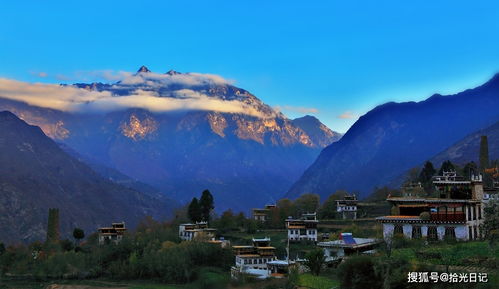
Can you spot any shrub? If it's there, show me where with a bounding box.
[337,256,382,289]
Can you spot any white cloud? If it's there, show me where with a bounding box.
[0,78,264,117]
[337,111,357,119]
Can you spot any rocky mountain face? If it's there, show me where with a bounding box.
[0,111,173,244]
[292,115,342,147]
[0,67,339,212]
[287,74,499,200]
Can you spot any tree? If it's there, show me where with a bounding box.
[188,197,202,223]
[73,228,85,246]
[482,202,499,245]
[374,256,410,289]
[304,248,326,276]
[419,161,436,192]
[293,193,320,216]
[60,239,74,251]
[438,160,455,175]
[199,190,214,222]
[337,255,381,289]
[319,190,348,219]
[216,209,237,233]
[277,198,294,223]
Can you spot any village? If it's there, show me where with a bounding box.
[1,138,498,289]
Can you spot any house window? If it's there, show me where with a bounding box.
[469,226,473,240]
[478,205,482,219]
[394,224,403,236]
[427,226,438,241]
[473,205,476,220]
[473,226,478,239]
[412,226,422,239]
[444,227,456,240]
[468,206,472,221]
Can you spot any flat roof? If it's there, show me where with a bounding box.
[237,254,265,258]
[387,197,480,203]
[318,238,381,249]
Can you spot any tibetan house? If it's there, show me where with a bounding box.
[336,194,358,219]
[98,222,126,244]
[178,222,216,241]
[232,237,277,271]
[251,204,277,222]
[377,172,485,241]
[286,212,319,242]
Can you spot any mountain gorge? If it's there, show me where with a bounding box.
[0,111,173,244]
[287,74,499,200]
[0,67,340,211]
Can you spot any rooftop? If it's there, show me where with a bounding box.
[318,237,381,249]
[387,197,480,203]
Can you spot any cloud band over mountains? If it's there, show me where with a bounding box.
[0,73,264,117]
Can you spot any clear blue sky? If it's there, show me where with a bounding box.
[1,0,499,132]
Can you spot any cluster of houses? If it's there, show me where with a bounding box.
[95,160,498,281]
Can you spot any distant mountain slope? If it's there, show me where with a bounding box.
[0,111,173,244]
[292,115,342,147]
[431,120,499,166]
[0,67,339,211]
[287,74,499,200]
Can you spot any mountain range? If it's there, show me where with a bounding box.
[0,111,174,244]
[287,73,499,200]
[0,67,341,212]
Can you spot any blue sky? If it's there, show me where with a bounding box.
[1,1,499,132]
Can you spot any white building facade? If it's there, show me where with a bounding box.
[377,173,486,241]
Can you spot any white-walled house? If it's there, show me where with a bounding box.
[377,172,486,241]
[286,212,319,242]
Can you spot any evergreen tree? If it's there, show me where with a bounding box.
[438,160,455,175]
[188,197,202,223]
[418,161,436,182]
[46,208,60,243]
[199,190,214,222]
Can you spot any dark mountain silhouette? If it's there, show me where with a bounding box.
[0,111,173,244]
[287,74,499,200]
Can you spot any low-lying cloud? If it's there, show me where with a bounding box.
[0,78,264,117]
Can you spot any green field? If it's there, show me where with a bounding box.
[298,272,340,289]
